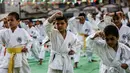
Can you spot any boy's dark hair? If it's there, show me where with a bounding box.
[29,19,33,23]
[104,25,119,38]
[56,16,68,24]
[79,13,86,18]
[8,12,19,20]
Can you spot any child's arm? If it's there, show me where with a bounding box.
[23,29,33,52]
[69,35,82,55]
[87,31,105,46]
[121,45,130,71]
[43,12,63,38]
[86,31,106,55]
[0,31,5,52]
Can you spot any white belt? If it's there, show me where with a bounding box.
[50,50,71,73]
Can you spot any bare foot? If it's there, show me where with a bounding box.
[91,59,97,62]
[39,59,43,65]
[74,65,78,68]
[74,62,78,68]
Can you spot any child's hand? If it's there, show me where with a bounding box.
[22,47,28,52]
[68,50,75,55]
[121,63,128,69]
[76,16,84,20]
[92,31,105,39]
[48,11,63,23]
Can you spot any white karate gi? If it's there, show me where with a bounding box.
[35,24,47,43]
[87,34,130,73]
[87,14,100,31]
[19,21,28,30]
[39,36,51,60]
[121,19,128,26]
[26,26,41,60]
[127,11,130,20]
[0,46,5,64]
[68,17,94,62]
[119,25,130,47]
[0,21,4,30]
[35,24,48,56]
[98,16,114,31]
[0,27,32,73]
[0,28,8,64]
[44,20,81,73]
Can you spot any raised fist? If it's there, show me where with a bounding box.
[48,11,63,23]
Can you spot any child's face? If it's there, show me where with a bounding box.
[7,15,19,29]
[105,34,118,48]
[113,17,121,26]
[28,22,33,27]
[78,16,85,24]
[35,21,40,25]
[55,20,67,32]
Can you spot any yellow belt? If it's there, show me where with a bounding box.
[78,33,87,52]
[7,47,23,73]
[78,33,84,36]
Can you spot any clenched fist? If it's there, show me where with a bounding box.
[48,11,63,23]
[121,63,128,69]
[68,50,75,55]
[22,47,28,52]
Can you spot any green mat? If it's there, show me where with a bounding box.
[29,52,100,73]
